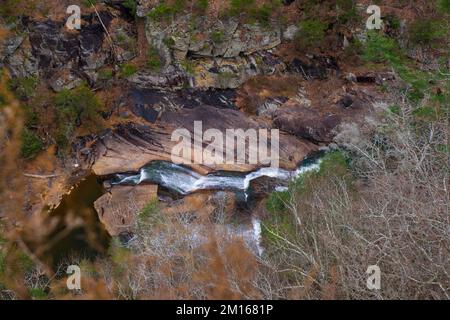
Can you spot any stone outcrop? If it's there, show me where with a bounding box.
[128,67,190,89]
[82,104,318,176]
[94,184,158,236]
[188,51,285,89]
[287,55,339,80]
[94,184,239,237]
[1,35,38,79]
[145,14,281,63]
[273,103,341,143]
[134,7,285,89]
[1,10,135,91]
[272,81,386,143]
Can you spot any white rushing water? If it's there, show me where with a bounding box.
[114,157,323,255]
[112,158,322,197]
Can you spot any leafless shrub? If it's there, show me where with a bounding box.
[95,204,261,299]
[258,95,449,299]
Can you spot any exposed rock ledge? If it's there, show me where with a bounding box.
[80,104,318,176]
[94,184,158,236]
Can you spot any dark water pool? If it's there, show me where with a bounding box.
[44,175,111,268]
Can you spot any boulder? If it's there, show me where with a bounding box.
[249,175,288,201]
[287,55,339,80]
[273,102,341,143]
[145,14,281,63]
[187,51,285,89]
[163,191,237,223]
[94,184,158,236]
[1,11,136,91]
[139,11,283,89]
[128,68,189,89]
[2,37,38,78]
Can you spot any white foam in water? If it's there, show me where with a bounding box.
[293,160,321,178]
[114,157,323,255]
[252,217,264,256]
[113,158,322,195]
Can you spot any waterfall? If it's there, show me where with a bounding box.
[111,157,322,197]
[111,156,323,255]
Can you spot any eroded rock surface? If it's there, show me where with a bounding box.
[274,103,341,143]
[94,184,158,236]
[81,104,317,176]
[1,9,136,91]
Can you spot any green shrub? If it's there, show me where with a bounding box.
[388,105,401,114]
[108,238,132,277]
[21,103,39,128]
[408,19,446,46]
[0,94,6,107]
[265,190,290,213]
[181,59,196,75]
[98,68,114,81]
[148,3,175,21]
[438,0,450,15]
[0,251,5,276]
[54,84,102,149]
[195,0,209,12]
[119,63,137,78]
[317,151,348,176]
[115,31,137,52]
[9,76,38,100]
[216,71,237,88]
[21,128,43,159]
[28,288,47,300]
[139,199,159,221]
[227,0,281,25]
[248,4,272,26]
[146,47,162,71]
[361,33,443,105]
[263,151,350,254]
[148,1,186,21]
[0,0,22,23]
[412,106,438,120]
[344,38,363,60]
[336,0,358,24]
[261,206,297,244]
[55,85,101,124]
[362,31,400,63]
[228,0,255,17]
[163,36,176,48]
[210,30,224,44]
[385,14,401,30]
[82,0,98,7]
[0,228,5,276]
[297,20,328,47]
[122,0,137,16]
[54,125,72,150]
[265,151,348,214]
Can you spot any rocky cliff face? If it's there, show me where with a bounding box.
[1,10,138,91]
[0,0,392,239]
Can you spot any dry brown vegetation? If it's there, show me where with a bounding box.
[236,75,302,114]
[1,1,448,300]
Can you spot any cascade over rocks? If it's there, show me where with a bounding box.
[0,0,392,245]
